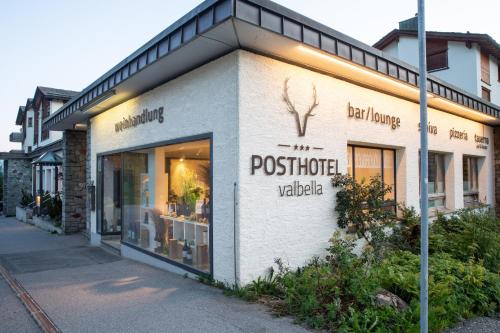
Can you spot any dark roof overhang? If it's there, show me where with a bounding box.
[43,0,500,131]
[15,106,25,125]
[33,86,79,110]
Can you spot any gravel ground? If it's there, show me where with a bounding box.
[444,316,500,333]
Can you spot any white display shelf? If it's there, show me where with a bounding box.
[159,215,209,246]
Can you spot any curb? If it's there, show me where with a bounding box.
[0,265,61,333]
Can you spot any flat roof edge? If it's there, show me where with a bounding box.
[43,0,500,131]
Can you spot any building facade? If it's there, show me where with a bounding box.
[2,0,498,285]
[1,87,83,233]
[373,16,500,105]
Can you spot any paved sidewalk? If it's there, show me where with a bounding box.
[0,216,308,333]
[0,275,41,333]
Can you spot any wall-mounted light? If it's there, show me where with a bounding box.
[35,195,41,207]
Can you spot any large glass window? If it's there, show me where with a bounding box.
[99,138,211,273]
[463,156,479,207]
[427,152,446,208]
[347,145,396,202]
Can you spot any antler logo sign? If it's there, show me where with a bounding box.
[282,78,319,137]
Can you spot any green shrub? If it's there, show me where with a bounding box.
[386,206,421,254]
[331,174,395,248]
[20,189,33,207]
[430,209,499,273]
[376,251,499,332]
[47,193,62,222]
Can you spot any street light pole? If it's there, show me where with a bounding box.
[418,0,429,332]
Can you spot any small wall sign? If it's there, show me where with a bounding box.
[474,134,489,149]
[449,128,468,140]
[418,122,438,135]
[115,107,164,132]
[347,102,401,130]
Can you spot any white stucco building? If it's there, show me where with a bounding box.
[36,0,500,285]
[2,87,78,218]
[374,16,500,105]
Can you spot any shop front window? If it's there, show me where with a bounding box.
[463,156,479,207]
[347,145,396,202]
[427,152,446,209]
[115,138,211,273]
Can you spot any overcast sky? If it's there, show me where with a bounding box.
[1,0,498,152]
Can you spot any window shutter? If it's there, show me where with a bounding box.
[481,50,490,84]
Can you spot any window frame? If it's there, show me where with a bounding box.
[426,39,449,72]
[424,152,447,209]
[481,86,491,102]
[463,155,479,208]
[347,144,397,205]
[480,49,490,84]
[96,133,214,277]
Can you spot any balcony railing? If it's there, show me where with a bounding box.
[9,132,22,143]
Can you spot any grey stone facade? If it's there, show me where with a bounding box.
[2,158,32,216]
[62,130,87,233]
[85,121,91,237]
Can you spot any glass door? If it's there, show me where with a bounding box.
[98,154,122,235]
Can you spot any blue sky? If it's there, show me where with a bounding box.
[1,0,498,152]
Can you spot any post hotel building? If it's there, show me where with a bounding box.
[5,0,500,284]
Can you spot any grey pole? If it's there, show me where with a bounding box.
[418,0,429,332]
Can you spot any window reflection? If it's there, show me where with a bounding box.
[102,154,122,233]
[463,156,479,207]
[117,139,211,273]
[347,145,396,202]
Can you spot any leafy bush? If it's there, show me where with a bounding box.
[331,174,394,246]
[430,209,499,273]
[385,206,421,254]
[226,178,500,332]
[377,251,499,332]
[20,189,33,207]
[228,242,499,332]
[47,193,62,223]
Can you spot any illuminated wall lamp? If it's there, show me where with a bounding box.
[298,45,498,123]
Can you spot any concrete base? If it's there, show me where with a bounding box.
[15,206,27,222]
[89,232,102,246]
[121,243,198,280]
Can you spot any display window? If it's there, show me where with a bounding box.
[463,156,479,207]
[347,145,396,203]
[97,137,212,274]
[422,152,446,209]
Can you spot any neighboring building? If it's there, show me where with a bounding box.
[37,0,500,285]
[1,86,80,228]
[373,16,500,105]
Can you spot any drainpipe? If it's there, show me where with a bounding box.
[233,181,239,287]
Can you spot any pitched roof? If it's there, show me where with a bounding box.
[373,30,500,59]
[15,106,25,125]
[37,86,79,100]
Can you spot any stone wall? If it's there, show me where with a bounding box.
[62,130,87,233]
[3,159,32,216]
[494,127,500,217]
[85,121,91,237]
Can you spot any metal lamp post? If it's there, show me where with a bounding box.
[418,0,429,332]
